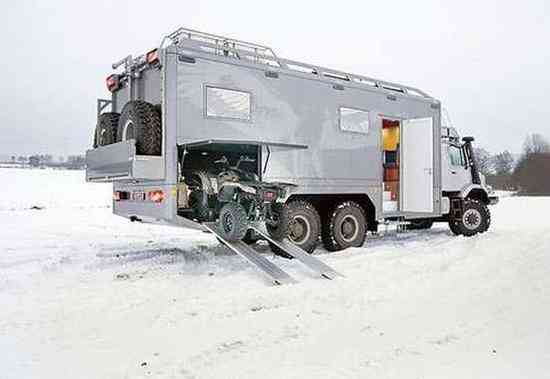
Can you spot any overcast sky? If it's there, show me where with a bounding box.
[1,0,549,157]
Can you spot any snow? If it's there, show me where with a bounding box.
[1,167,550,378]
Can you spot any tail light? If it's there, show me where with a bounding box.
[106,74,120,92]
[148,190,164,203]
[113,191,130,201]
[262,190,278,202]
[146,48,160,65]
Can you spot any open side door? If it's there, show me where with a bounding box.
[401,117,434,213]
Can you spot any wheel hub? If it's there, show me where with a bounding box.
[340,215,359,243]
[289,215,310,244]
[463,209,482,230]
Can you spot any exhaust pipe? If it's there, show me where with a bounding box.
[462,136,481,185]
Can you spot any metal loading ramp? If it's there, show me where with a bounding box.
[202,223,343,285]
[252,226,343,280]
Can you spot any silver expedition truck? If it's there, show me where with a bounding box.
[86,27,497,276]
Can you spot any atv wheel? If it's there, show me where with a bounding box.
[454,199,490,237]
[93,112,119,148]
[322,201,366,252]
[266,203,289,241]
[242,230,261,245]
[117,100,162,155]
[216,203,248,242]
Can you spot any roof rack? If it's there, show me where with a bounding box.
[159,27,433,99]
[161,27,279,61]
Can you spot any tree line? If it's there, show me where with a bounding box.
[475,134,550,194]
[7,155,86,169]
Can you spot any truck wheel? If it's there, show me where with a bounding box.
[406,219,434,230]
[93,112,120,148]
[269,200,320,255]
[479,203,491,233]
[322,201,366,251]
[117,100,162,155]
[448,220,462,236]
[216,203,248,242]
[455,199,490,237]
[287,201,321,253]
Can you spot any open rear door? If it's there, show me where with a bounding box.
[401,117,434,213]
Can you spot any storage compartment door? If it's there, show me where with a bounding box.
[401,117,434,213]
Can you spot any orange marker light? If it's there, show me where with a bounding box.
[148,190,164,203]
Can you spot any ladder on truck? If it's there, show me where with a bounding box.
[202,223,343,286]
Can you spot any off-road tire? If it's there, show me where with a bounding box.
[454,199,490,237]
[93,112,120,148]
[479,202,491,233]
[117,100,162,155]
[406,219,434,230]
[322,201,367,252]
[189,190,212,221]
[266,203,289,241]
[448,220,462,236]
[270,201,321,255]
[216,202,248,242]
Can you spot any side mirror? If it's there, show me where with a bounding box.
[462,136,475,143]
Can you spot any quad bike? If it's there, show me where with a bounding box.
[183,155,292,242]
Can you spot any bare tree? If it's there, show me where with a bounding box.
[513,134,550,194]
[493,150,514,175]
[473,147,493,175]
[523,133,550,156]
[513,153,550,195]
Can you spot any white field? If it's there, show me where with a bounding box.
[1,168,549,379]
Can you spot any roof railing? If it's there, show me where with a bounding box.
[110,27,433,100]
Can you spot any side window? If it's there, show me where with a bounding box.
[339,107,369,134]
[205,86,251,121]
[448,145,465,166]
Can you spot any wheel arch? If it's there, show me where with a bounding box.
[461,185,489,204]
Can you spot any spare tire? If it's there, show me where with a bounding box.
[93,112,120,148]
[117,100,162,155]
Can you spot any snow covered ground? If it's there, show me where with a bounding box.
[1,168,549,378]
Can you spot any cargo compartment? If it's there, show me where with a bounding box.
[85,139,164,182]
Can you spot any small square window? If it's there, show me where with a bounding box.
[206,86,251,121]
[339,107,369,134]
